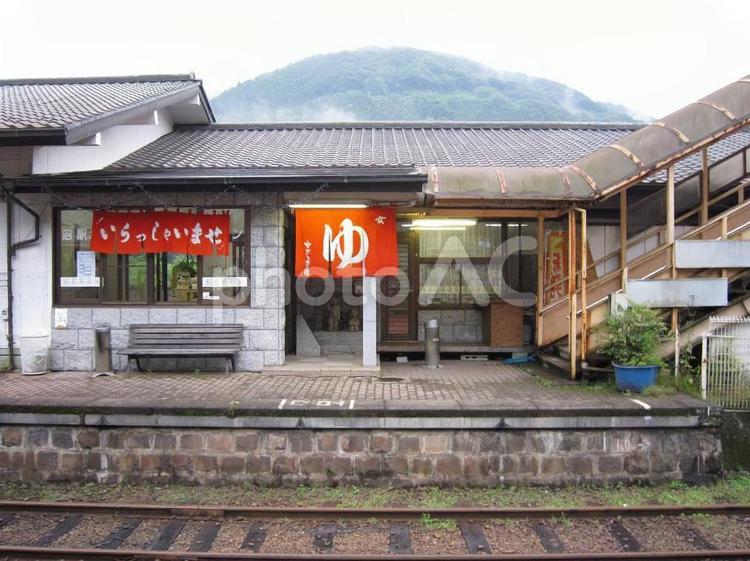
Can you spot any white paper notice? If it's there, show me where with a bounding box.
[76,251,96,278]
[54,308,68,329]
[61,277,101,287]
[202,276,248,288]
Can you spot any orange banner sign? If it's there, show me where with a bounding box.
[90,210,230,255]
[295,208,398,277]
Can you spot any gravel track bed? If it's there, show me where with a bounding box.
[410,524,466,555]
[333,521,389,554]
[624,516,700,552]
[0,514,61,546]
[52,514,121,548]
[692,515,750,549]
[167,520,202,551]
[551,519,620,553]
[210,519,258,552]
[483,520,545,554]
[119,518,162,550]
[260,520,317,554]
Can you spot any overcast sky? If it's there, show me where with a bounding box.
[2,0,748,119]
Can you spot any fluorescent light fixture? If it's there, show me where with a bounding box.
[410,226,467,231]
[410,218,477,227]
[289,203,368,209]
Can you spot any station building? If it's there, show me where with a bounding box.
[2,74,750,377]
[1,73,749,486]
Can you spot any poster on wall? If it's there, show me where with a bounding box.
[90,210,230,256]
[544,230,568,302]
[76,251,96,278]
[295,208,398,278]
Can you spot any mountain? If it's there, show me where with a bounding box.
[211,48,636,123]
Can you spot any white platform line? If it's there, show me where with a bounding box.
[629,398,652,410]
[278,399,287,410]
[348,399,355,410]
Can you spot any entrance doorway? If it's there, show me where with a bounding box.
[381,230,417,340]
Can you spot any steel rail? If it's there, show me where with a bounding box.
[0,500,749,520]
[2,544,750,561]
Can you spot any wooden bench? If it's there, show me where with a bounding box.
[120,323,244,373]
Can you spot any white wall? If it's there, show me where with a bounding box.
[32,109,173,174]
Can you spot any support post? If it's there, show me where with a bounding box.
[577,209,588,366]
[721,215,728,278]
[700,148,709,225]
[666,166,676,246]
[619,190,628,269]
[666,166,680,370]
[667,165,678,338]
[536,217,545,347]
[568,208,577,379]
[362,276,378,367]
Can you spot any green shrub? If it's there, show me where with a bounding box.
[600,304,669,366]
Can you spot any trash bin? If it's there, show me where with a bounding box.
[95,324,112,374]
[424,318,440,368]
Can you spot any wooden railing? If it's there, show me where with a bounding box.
[537,197,750,349]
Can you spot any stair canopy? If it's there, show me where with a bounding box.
[426,75,750,206]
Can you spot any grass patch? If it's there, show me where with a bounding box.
[420,513,457,530]
[0,472,748,509]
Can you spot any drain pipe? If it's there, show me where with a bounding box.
[2,178,14,371]
[1,179,41,371]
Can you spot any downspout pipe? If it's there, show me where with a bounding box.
[2,178,14,371]
[1,179,42,371]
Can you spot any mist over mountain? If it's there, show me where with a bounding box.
[212,48,637,123]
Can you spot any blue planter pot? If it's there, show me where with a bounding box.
[613,363,659,393]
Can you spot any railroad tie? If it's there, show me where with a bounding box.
[459,522,491,554]
[313,522,337,552]
[190,520,221,552]
[679,526,717,550]
[388,523,412,554]
[149,518,187,550]
[33,514,82,547]
[241,521,267,552]
[98,518,142,549]
[533,522,564,553]
[609,519,641,552]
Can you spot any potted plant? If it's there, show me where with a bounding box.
[600,303,669,393]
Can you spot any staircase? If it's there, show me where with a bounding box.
[537,150,750,376]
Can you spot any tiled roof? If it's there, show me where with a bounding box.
[0,75,211,143]
[109,123,639,170]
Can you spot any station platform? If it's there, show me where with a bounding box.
[0,361,722,486]
[0,361,715,430]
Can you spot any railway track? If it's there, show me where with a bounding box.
[0,500,748,560]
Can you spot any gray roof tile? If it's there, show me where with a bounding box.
[108,123,750,186]
[0,75,200,131]
[109,123,639,170]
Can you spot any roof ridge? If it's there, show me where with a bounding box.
[0,74,197,86]
[175,121,642,131]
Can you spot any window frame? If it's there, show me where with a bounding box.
[53,206,252,307]
[413,219,537,310]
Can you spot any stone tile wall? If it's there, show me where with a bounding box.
[50,201,286,372]
[417,310,484,344]
[0,425,722,486]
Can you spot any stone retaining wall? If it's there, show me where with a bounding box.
[0,425,722,486]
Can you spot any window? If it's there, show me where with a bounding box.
[55,208,249,306]
[415,221,537,307]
